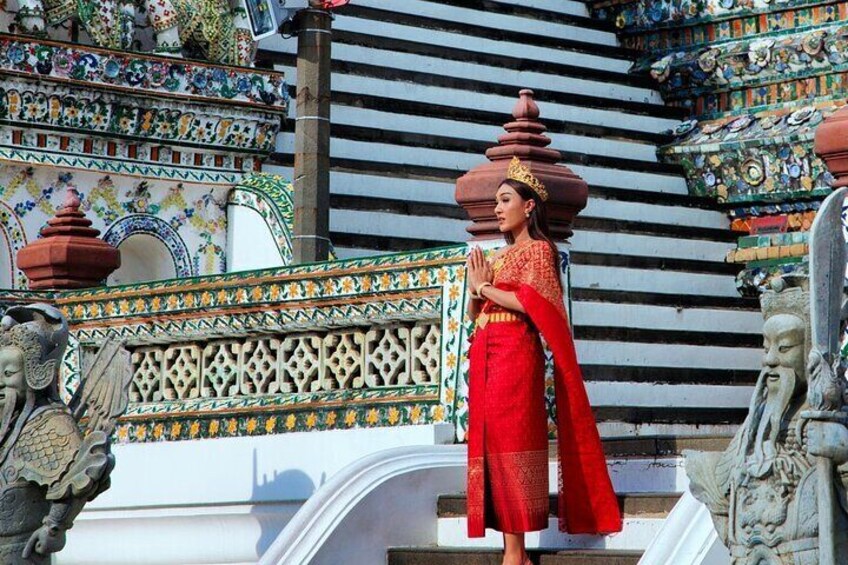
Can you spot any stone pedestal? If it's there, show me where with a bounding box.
[454,89,588,240]
[17,189,120,290]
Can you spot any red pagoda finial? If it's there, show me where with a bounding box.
[17,187,121,290]
[815,106,848,188]
[455,90,588,239]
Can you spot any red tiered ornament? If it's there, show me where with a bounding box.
[455,89,589,240]
[17,188,121,290]
[815,105,848,187]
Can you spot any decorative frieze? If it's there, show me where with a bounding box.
[661,104,835,204]
[594,0,832,34]
[622,2,848,53]
[0,82,280,153]
[646,24,848,101]
[0,34,286,109]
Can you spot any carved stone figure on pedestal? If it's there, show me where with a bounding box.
[685,187,848,565]
[0,304,131,564]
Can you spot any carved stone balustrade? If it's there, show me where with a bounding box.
[36,245,473,441]
[127,322,441,403]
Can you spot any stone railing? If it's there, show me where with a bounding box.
[52,245,472,443]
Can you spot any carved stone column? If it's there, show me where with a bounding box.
[454,89,589,241]
[17,188,120,289]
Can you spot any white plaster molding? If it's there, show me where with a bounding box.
[259,444,467,565]
[639,491,729,565]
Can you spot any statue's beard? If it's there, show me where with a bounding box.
[744,365,799,478]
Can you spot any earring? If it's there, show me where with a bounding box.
[525,212,530,218]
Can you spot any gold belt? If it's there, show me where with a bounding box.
[476,311,522,329]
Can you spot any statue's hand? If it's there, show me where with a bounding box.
[22,523,65,558]
[805,420,848,465]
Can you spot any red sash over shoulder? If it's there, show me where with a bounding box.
[495,240,621,534]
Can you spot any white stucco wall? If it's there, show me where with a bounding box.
[56,424,453,564]
[227,204,285,272]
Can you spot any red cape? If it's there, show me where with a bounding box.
[511,282,622,534]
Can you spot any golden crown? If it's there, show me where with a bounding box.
[506,157,548,201]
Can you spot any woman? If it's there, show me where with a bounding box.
[465,157,621,565]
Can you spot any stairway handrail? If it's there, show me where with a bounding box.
[639,490,725,565]
[259,443,467,565]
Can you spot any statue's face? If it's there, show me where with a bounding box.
[0,346,26,409]
[762,314,806,393]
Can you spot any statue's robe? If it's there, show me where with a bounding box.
[0,405,106,565]
[687,402,848,565]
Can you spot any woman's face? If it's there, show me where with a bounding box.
[494,184,533,234]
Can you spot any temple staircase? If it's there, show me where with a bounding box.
[256,0,760,561]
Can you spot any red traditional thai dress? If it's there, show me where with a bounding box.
[467,239,622,537]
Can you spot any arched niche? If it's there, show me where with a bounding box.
[104,215,193,285]
[107,233,178,286]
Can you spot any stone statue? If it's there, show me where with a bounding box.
[141,0,256,65]
[0,304,131,564]
[13,0,256,66]
[684,187,848,565]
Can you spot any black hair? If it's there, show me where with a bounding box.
[499,178,563,291]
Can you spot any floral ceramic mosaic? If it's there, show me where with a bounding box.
[591,0,848,294]
[595,0,839,34]
[0,81,280,153]
[646,24,848,107]
[622,2,848,53]
[228,173,296,266]
[0,166,230,286]
[0,34,287,108]
[661,105,835,204]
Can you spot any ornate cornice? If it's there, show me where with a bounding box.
[0,34,287,111]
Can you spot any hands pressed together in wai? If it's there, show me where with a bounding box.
[465,247,493,298]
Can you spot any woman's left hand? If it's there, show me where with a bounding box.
[466,247,493,292]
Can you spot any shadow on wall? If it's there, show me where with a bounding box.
[250,448,325,558]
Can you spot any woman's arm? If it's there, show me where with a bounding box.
[478,284,525,313]
[465,247,493,322]
[467,294,483,322]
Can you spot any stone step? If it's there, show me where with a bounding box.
[265,58,685,122]
[423,0,611,31]
[346,0,619,47]
[274,28,643,97]
[437,516,665,551]
[387,548,643,565]
[323,208,734,258]
[600,435,731,458]
[272,135,688,193]
[491,0,593,18]
[571,287,757,310]
[307,90,672,145]
[437,492,680,518]
[338,2,631,59]
[571,301,762,337]
[266,169,726,229]
[584,381,752,412]
[317,105,661,163]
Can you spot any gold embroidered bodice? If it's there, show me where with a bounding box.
[485,240,566,319]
